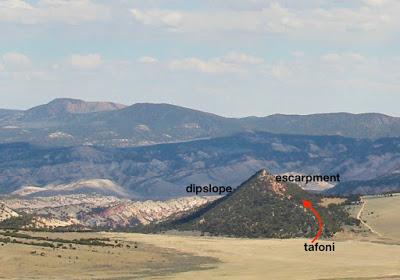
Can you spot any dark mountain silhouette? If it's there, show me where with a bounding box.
[326,173,400,196]
[21,98,126,121]
[240,112,400,139]
[0,99,400,147]
[0,109,22,122]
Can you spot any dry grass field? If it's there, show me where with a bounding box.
[1,194,400,280]
[0,231,216,280]
[108,233,400,280]
[361,194,400,242]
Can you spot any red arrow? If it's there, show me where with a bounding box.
[303,200,323,243]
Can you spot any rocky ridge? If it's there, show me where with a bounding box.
[11,179,130,198]
[0,194,217,229]
[0,204,19,222]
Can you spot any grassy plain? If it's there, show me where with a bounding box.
[361,194,400,242]
[0,231,216,280]
[1,195,400,279]
[1,231,400,280]
[111,233,400,280]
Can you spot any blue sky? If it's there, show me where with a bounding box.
[0,0,399,117]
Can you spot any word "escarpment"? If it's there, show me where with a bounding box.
[275,174,340,184]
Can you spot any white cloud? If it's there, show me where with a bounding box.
[321,53,366,64]
[269,63,294,79]
[263,52,395,88]
[0,52,54,81]
[131,9,182,28]
[130,6,288,33]
[0,0,109,24]
[169,58,239,74]
[138,56,158,64]
[364,0,388,6]
[291,51,305,58]
[1,48,399,117]
[223,51,264,65]
[0,0,36,24]
[2,52,31,68]
[130,2,400,40]
[169,52,263,74]
[67,54,103,69]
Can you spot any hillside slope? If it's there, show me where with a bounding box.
[326,173,400,196]
[0,132,399,199]
[0,204,19,222]
[242,113,400,139]
[149,170,355,238]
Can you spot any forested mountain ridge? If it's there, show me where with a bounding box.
[1,99,400,147]
[0,132,399,199]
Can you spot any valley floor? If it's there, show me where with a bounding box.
[0,231,216,280]
[1,231,400,280]
[109,233,400,280]
[1,194,400,279]
[361,194,400,242]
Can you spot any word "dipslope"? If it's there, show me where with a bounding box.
[186,184,233,195]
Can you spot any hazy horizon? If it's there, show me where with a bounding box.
[1,97,398,118]
[1,0,399,117]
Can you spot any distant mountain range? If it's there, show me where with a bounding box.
[326,173,400,196]
[1,132,399,199]
[11,179,129,198]
[21,98,126,121]
[1,98,400,147]
[145,170,356,238]
[1,98,399,198]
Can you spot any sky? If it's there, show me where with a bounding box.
[0,0,399,117]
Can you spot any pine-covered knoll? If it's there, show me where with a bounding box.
[146,170,357,238]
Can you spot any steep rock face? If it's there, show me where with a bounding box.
[157,170,354,238]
